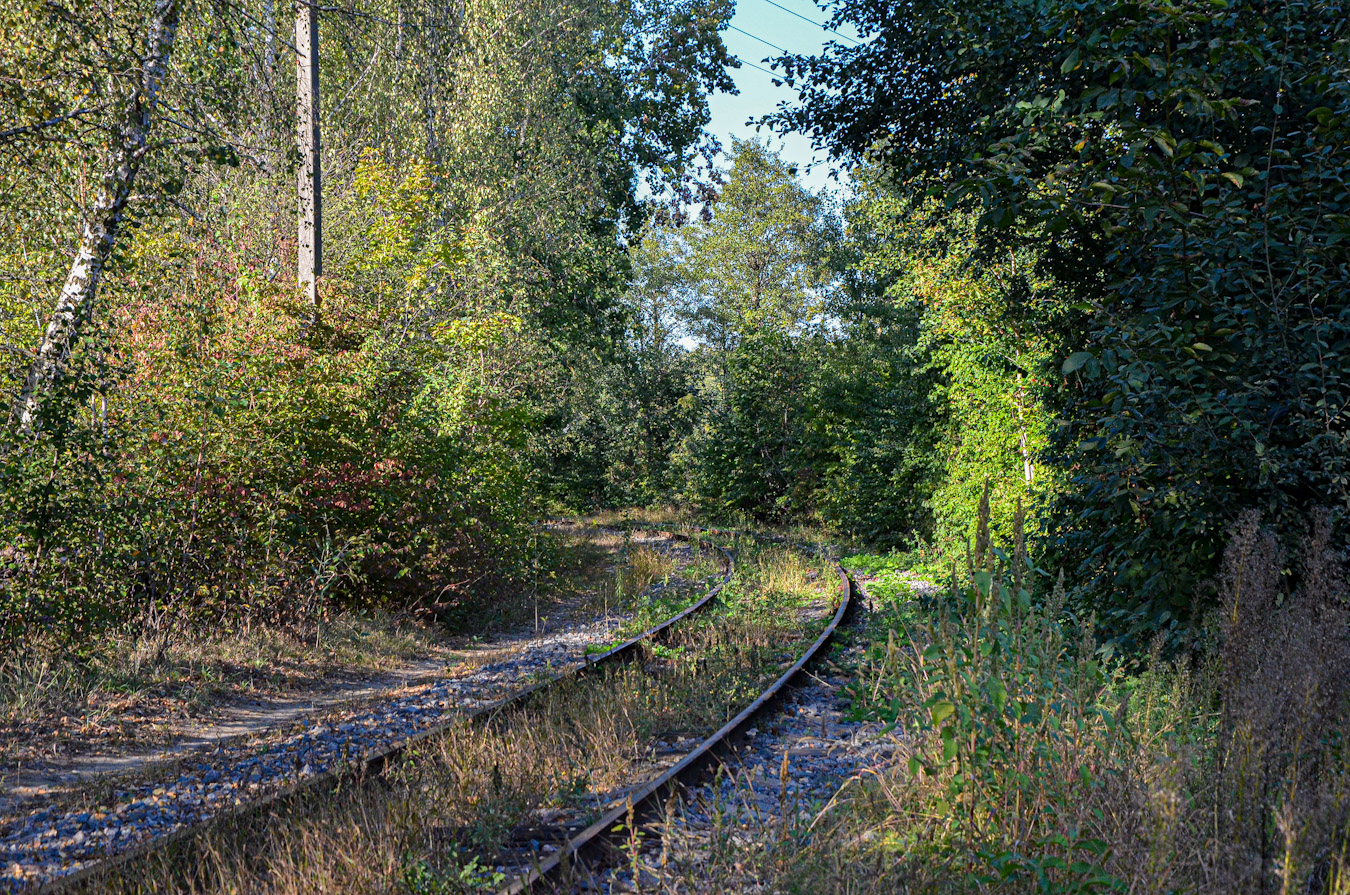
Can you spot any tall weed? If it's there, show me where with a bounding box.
[814,503,1350,894]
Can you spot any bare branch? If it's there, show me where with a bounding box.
[0,108,98,145]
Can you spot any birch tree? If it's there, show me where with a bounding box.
[14,0,180,433]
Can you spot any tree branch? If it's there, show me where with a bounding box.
[0,108,97,145]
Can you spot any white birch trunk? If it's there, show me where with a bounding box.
[1016,370,1034,486]
[296,0,322,317]
[15,0,181,433]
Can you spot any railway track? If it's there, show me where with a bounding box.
[496,527,855,894]
[12,526,857,895]
[8,529,732,895]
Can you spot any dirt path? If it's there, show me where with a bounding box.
[0,529,715,893]
[0,657,448,816]
[0,524,675,816]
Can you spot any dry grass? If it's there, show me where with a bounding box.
[43,513,1350,895]
[0,529,697,766]
[64,537,832,895]
[626,771,901,895]
[753,547,823,603]
[707,509,1350,895]
[587,506,696,530]
[104,515,1344,895]
[0,609,448,763]
[620,544,676,600]
[542,525,683,621]
[547,512,1350,895]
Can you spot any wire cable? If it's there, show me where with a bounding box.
[729,54,799,91]
[753,0,861,45]
[729,54,797,86]
[727,25,792,55]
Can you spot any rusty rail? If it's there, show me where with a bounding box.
[32,529,733,895]
[500,529,854,893]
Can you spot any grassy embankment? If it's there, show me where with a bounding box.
[683,511,1350,895]
[0,527,698,767]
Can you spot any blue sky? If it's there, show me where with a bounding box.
[707,0,864,194]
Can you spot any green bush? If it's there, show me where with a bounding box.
[776,0,1350,642]
[0,214,540,650]
[842,501,1350,894]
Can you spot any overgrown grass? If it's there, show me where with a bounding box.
[587,506,696,530]
[48,513,1348,894]
[0,528,696,765]
[0,609,446,761]
[620,544,676,600]
[713,509,1350,895]
[63,540,835,894]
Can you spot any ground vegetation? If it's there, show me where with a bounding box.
[5,0,1350,891]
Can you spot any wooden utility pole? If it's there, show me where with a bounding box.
[295,0,321,317]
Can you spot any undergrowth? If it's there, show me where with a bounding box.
[72,540,833,894]
[0,527,691,764]
[0,609,444,762]
[724,502,1350,894]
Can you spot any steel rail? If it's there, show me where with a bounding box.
[30,529,733,895]
[500,529,854,894]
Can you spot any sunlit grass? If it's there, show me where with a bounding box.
[78,532,835,894]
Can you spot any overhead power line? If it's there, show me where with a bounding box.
[754,0,861,45]
[727,24,792,55]
[730,54,788,81]
[727,54,803,91]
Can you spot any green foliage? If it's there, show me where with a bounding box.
[572,142,1051,553]
[680,139,841,348]
[541,225,698,509]
[845,175,1061,550]
[557,142,846,519]
[401,853,505,894]
[670,142,842,521]
[840,552,928,607]
[801,310,938,543]
[666,141,953,532]
[902,576,1125,893]
[0,0,251,389]
[778,0,1350,641]
[0,0,737,650]
[839,502,1350,894]
[0,212,542,646]
[677,328,821,519]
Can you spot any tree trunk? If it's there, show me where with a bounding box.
[1016,370,1034,486]
[263,0,277,86]
[296,0,322,318]
[14,0,180,433]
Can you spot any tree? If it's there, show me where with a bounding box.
[295,0,320,316]
[680,139,839,350]
[11,0,180,432]
[3,0,253,434]
[845,174,1061,549]
[669,141,843,519]
[0,0,740,647]
[774,0,1350,642]
[615,224,698,499]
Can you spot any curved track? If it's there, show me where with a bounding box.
[23,530,733,895]
[500,528,854,894]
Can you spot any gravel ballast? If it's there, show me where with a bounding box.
[1,533,709,893]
